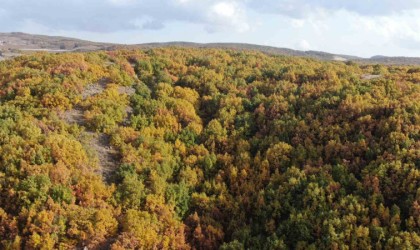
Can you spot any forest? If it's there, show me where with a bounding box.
[0,48,419,249]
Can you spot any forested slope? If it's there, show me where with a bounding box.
[0,48,419,249]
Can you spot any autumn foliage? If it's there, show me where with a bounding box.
[0,49,419,249]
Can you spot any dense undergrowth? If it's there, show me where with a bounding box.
[0,48,419,249]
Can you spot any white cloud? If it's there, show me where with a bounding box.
[108,0,138,6]
[212,2,236,18]
[290,19,305,28]
[131,17,165,30]
[247,0,420,17]
[352,10,420,49]
[174,0,192,4]
[207,1,250,32]
[1,0,420,56]
[0,0,254,34]
[295,39,311,50]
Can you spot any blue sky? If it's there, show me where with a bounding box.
[1,0,420,57]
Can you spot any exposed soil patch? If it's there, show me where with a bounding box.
[87,132,119,180]
[61,106,84,125]
[123,106,134,126]
[361,74,382,80]
[60,79,136,182]
[83,80,135,98]
[82,79,108,99]
[118,85,135,95]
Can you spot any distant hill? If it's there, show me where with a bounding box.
[127,42,364,62]
[0,32,110,51]
[1,32,420,65]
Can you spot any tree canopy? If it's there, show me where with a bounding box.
[0,48,419,249]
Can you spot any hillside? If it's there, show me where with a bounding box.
[0,32,110,50]
[0,48,419,249]
[2,32,420,65]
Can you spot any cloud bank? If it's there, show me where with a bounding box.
[0,0,420,56]
[2,0,420,33]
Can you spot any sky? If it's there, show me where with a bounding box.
[1,0,420,57]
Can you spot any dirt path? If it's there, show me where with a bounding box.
[361,74,382,80]
[61,79,135,182]
[87,132,119,179]
[82,79,108,99]
[61,107,84,125]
